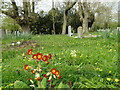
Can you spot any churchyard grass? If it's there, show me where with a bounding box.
[2,29,120,88]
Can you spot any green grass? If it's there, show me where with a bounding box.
[2,30,120,88]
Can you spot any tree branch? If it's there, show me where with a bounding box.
[1,10,15,19]
[65,0,78,14]
[11,0,19,17]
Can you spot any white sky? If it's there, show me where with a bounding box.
[2,0,120,13]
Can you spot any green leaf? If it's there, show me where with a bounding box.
[41,77,47,88]
[57,82,63,88]
[14,81,29,88]
[57,82,70,88]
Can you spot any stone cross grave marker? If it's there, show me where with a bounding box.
[68,25,71,37]
[77,26,83,39]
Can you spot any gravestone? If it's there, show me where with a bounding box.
[17,31,20,37]
[117,27,120,31]
[6,29,8,35]
[77,26,83,39]
[68,25,71,37]
[15,31,17,38]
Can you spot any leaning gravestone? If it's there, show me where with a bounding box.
[68,25,71,37]
[77,26,83,39]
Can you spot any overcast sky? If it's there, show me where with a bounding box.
[2,0,120,13]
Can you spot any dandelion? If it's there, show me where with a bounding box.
[59,58,61,60]
[109,49,112,52]
[107,78,111,81]
[110,33,113,35]
[10,83,14,86]
[22,53,25,56]
[99,69,103,71]
[109,71,111,74]
[115,79,119,82]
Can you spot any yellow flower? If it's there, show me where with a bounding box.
[95,68,99,71]
[109,49,112,52]
[22,53,25,56]
[28,59,30,62]
[0,87,1,90]
[95,63,97,65]
[115,79,119,82]
[110,33,113,35]
[59,58,61,60]
[23,60,25,61]
[34,78,37,80]
[0,66,1,68]
[109,71,111,74]
[107,78,111,81]
[68,75,71,77]
[59,63,61,64]
[99,69,103,71]
[10,83,14,86]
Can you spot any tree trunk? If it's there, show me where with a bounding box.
[83,17,88,34]
[82,2,89,34]
[21,25,30,35]
[52,0,55,35]
[62,11,67,34]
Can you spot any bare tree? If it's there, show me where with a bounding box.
[78,0,89,34]
[1,0,38,35]
[52,0,55,34]
[62,0,78,35]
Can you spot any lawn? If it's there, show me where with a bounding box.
[1,30,120,88]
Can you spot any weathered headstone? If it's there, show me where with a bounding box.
[117,27,120,31]
[6,29,8,35]
[17,31,19,37]
[68,25,71,37]
[15,31,17,38]
[77,26,83,39]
